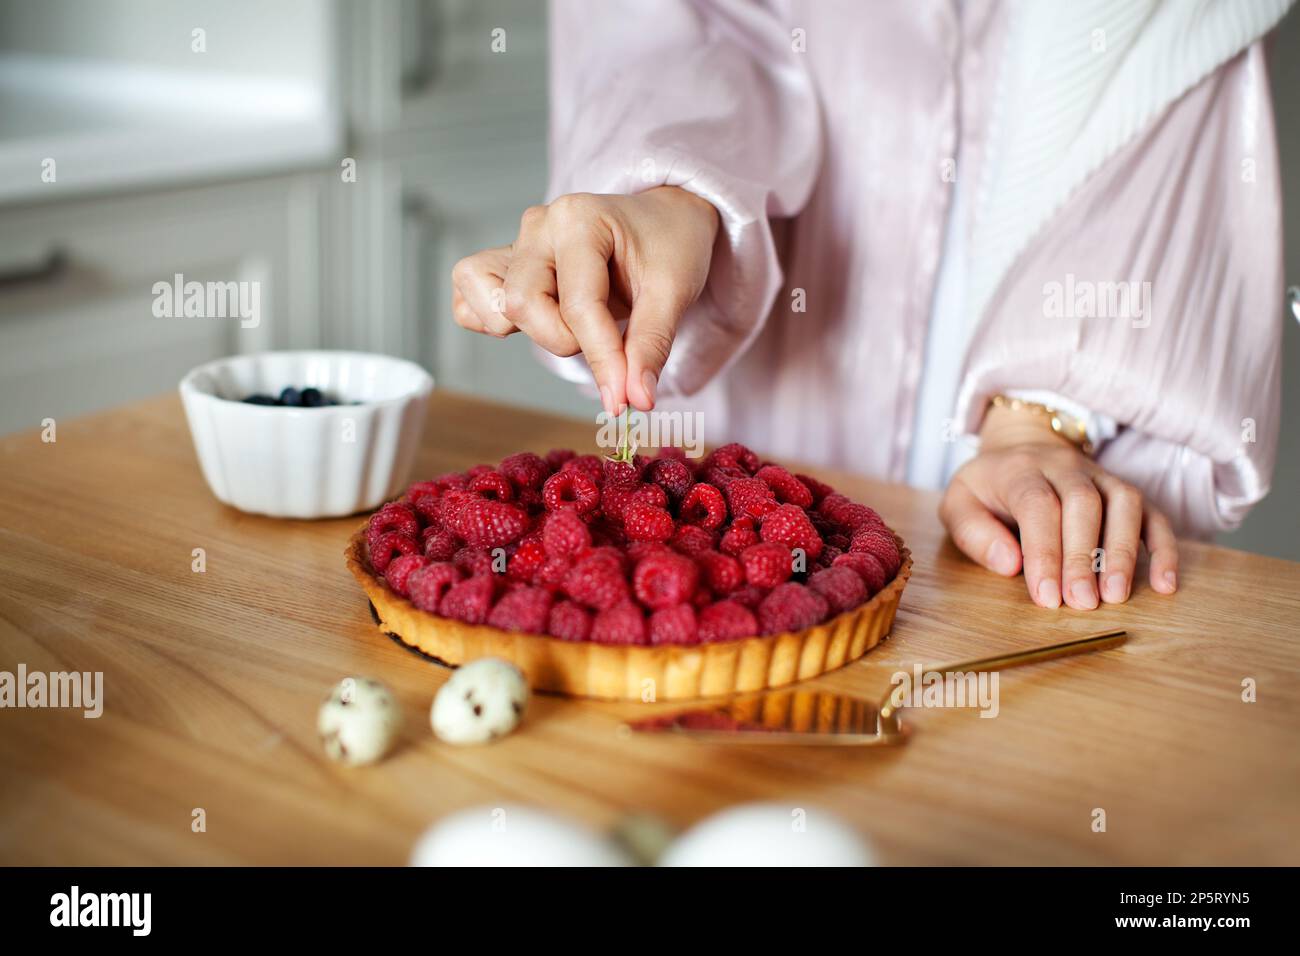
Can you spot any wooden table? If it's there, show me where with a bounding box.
[1,392,1297,866]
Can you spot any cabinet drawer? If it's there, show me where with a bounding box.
[0,175,323,435]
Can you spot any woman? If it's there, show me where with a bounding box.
[451,0,1291,609]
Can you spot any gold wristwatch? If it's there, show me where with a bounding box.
[988,394,1094,455]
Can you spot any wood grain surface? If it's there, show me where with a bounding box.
[1,391,1297,865]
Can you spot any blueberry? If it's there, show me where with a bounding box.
[279,386,302,406]
[244,394,279,405]
[301,387,327,407]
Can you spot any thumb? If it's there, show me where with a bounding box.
[939,479,1022,576]
[624,286,685,411]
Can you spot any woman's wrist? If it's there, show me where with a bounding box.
[979,402,1079,453]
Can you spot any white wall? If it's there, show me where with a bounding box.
[1219,9,1300,560]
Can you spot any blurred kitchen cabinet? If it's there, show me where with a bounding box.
[344,0,548,141]
[329,0,589,418]
[0,174,325,434]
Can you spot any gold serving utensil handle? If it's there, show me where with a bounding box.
[877,628,1128,721]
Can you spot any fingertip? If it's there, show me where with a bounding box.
[1034,578,1062,609]
[1066,578,1099,611]
[627,368,658,411]
[985,539,1021,577]
[1151,566,1177,594]
[1101,573,1130,604]
[590,362,628,419]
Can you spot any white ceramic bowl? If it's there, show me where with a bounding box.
[179,351,434,518]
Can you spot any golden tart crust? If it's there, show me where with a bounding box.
[345,526,910,701]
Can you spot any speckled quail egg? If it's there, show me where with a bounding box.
[660,802,877,867]
[430,658,529,745]
[317,676,401,766]
[410,805,634,867]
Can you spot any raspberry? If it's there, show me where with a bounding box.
[679,483,727,530]
[422,527,458,561]
[757,583,829,634]
[548,600,593,641]
[535,555,573,591]
[755,465,814,508]
[589,520,626,547]
[632,551,700,609]
[466,470,515,501]
[543,509,592,559]
[545,448,577,471]
[719,519,761,556]
[404,473,465,502]
[450,498,530,548]
[645,458,693,503]
[408,562,463,612]
[623,501,675,542]
[629,482,669,511]
[794,473,835,504]
[823,498,884,532]
[807,566,868,614]
[725,478,779,520]
[560,454,605,486]
[669,524,716,556]
[409,493,442,525]
[708,443,760,474]
[702,464,746,488]
[825,532,851,551]
[833,552,887,595]
[369,531,419,573]
[507,538,546,581]
[627,540,673,564]
[367,502,419,549]
[697,600,759,642]
[519,487,545,514]
[404,480,444,503]
[541,470,601,516]
[499,452,549,490]
[850,527,900,576]
[586,545,630,570]
[818,492,850,515]
[818,544,845,567]
[649,604,698,645]
[439,575,497,624]
[728,585,766,609]
[740,542,794,588]
[759,503,825,560]
[807,510,838,538]
[384,553,428,597]
[591,601,648,645]
[564,552,630,610]
[436,489,475,526]
[696,550,744,594]
[603,455,641,487]
[487,586,553,633]
[453,546,497,578]
[599,481,639,522]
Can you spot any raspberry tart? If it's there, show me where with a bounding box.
[345,444,910,700]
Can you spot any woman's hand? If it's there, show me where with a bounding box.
[939,403,1179,609]
[451,187,720,415]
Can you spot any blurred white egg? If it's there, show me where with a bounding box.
[410,805,634,867]
[660,802,876,867]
